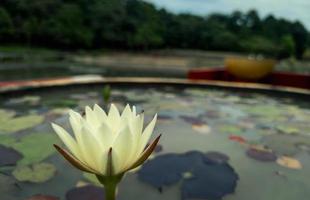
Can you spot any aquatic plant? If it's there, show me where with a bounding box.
[52,104,160,200]
[102,85,111,104]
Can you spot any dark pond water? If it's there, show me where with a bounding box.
[0,85,310,200]
[0,62,184,81]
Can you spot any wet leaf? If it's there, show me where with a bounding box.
[12,163,56,183]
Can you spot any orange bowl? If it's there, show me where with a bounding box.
[225,57,276,80]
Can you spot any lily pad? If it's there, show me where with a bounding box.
[0,145,23,166]
[1,133,57,165]
[205,151,230,164]
[229,135,247,143]
[12,133,58,165]
[276,125,299,134]
[7,96,40,106]
[12,162,56,183]
[0,135,16,147]
[138,151,238,200]
[246,147,277,162]
[66,185,105,200]
[219,125,243,135]
[44,99,78,108]
[0,109,16,119]
[0,109,44,134]
[276,156,302,169]
[192,124,211,135]
[263,134,310,156]
[244,105,282,118]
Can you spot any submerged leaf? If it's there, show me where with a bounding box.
[12,162,56,183]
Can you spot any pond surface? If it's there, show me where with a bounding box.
[0,85,310,200]
[0,61,184,81]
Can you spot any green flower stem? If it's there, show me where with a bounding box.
[96,174,124,200]
[104,181,117,200]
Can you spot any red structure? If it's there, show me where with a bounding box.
[188,68,310,90]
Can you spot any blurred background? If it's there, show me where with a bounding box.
[0,0,309,81]
[1,2,310,200]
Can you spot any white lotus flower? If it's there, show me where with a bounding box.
[52,104,160,176]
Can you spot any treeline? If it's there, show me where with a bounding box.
[0,0,309,59]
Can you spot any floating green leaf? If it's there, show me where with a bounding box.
[0,135,16,147]
[0,132,58,165]
[44,99,78,108]
[219,125,242,134]
[244,105,282,118]
[0,109,16,120]
[12,133,58,165]
[0,109,44,134]
[7,96,41,105]
[276,125,299,134]
[12,162,56,183]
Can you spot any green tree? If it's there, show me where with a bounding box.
[86,0,126,48]
[22,17,40,46]
[245,10,262,33]
[44,3,93,48]
[290,22,308,59]
[0,7,14,42]
[125,0,163,49]
[240,36,278,56]
[277,35,295,59]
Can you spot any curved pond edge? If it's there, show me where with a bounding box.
[0,75,309,99]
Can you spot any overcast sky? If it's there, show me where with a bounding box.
[144,0,310,30]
